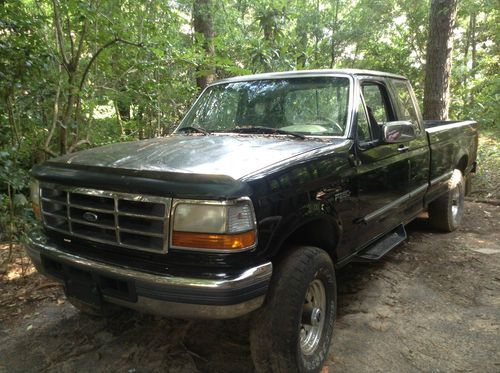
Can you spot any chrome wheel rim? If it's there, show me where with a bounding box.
[300,279,326,355]
[451,185,463,224]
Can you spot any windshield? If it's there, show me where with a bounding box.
[177,77,350,137]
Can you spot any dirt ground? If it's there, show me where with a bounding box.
[1,201,499,373]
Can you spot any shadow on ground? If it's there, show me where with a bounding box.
[1,201,499,372]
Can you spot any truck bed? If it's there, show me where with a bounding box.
[424,120,478,203]
[424,119,476,130]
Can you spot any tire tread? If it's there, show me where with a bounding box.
[250,246,336,373]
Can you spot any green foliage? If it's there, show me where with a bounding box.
[0,149,36,246]
[0,0,498,245]
[449,0,499,128]
[473,129,500,199]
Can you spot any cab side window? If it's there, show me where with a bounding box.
[356,99,371,142]
[360,82,394,141]
[392,79,421,133]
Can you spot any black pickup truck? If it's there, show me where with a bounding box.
[27,69,477,372]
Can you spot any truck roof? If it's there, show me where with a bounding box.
[215,69,407,85]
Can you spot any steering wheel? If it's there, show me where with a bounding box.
[315,116,344,134]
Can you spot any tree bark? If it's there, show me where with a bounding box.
[462,13,471,105]
[329,0,340,68]
[114,100,125,136]
[5,94,21,148]
[469,12,477,106]
[423,0,458,120]
[193,0,215,90]
[44,66,62,158]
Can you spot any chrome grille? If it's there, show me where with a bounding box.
[40,184,171,253]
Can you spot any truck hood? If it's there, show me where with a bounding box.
[50,135,337,180]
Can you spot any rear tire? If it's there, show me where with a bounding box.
[250,246,336,373]
[428,169,465,232]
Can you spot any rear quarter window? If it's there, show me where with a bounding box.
[392,80,421,133]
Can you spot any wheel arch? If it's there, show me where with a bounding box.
[455,153,469,173]
[279,217,341,264]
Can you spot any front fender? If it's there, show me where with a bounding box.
[262,201,342,261]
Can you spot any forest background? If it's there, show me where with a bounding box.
[0,0,498,255]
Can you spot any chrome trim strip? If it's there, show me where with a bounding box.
[118,227,164,238]
[113,195,120,243]
[43,225,164,253]
[118,211,164,220]
[41,196,67,204]
[68,187,170,204]
[27,235,272,291]
[425,120,477,133]
[66,191,73,234]
[409,183,429,198]
[50,200,164,220]
[69,217,115,229]
[40,183,172,254]
[430,171,453,186]
[41,210,67,219]
[362,183,429,224]
[363,194,408,224]
[108,295,266,320]
[66,203,114,213]
[26,236,271,320]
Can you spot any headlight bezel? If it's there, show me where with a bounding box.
[170,197,257,252]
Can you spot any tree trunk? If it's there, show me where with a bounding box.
[114,100,125,136]
[462,13,471,105]
[329,0,340,68]
[423,0,458,120]
[193,0,215,90]
[469,12,477,106]
[60,72,77,154]
[313,0,320,67]
[5,93,20,148]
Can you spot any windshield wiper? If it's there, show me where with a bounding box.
[177,126,210,135]
[229,126,305,139]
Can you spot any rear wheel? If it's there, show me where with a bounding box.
[428,169,465,232]
[250,246,336,373]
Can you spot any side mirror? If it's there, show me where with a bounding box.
[382,121,416,143]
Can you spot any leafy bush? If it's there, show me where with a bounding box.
[0,149,37,252]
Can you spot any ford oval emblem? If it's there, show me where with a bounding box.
[83,212,98,222]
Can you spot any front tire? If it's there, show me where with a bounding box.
[428,169,465,232]
[250,246,336,373]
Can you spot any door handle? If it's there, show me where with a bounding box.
[397,145,409,152]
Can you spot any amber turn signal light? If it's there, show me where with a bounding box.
[172,230,256,250]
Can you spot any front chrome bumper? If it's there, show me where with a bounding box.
[25,233,272,319]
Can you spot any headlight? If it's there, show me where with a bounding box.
[171,198,257,251]
[30,179,42,221]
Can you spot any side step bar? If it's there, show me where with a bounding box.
[354,225,407,262]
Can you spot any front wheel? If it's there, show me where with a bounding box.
[250,246,336,373]
[428,169,465,232]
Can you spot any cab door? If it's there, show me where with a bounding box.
[353,77,411,249]
[389,78,430,219]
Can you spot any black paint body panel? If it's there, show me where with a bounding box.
[31,71,478,274]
